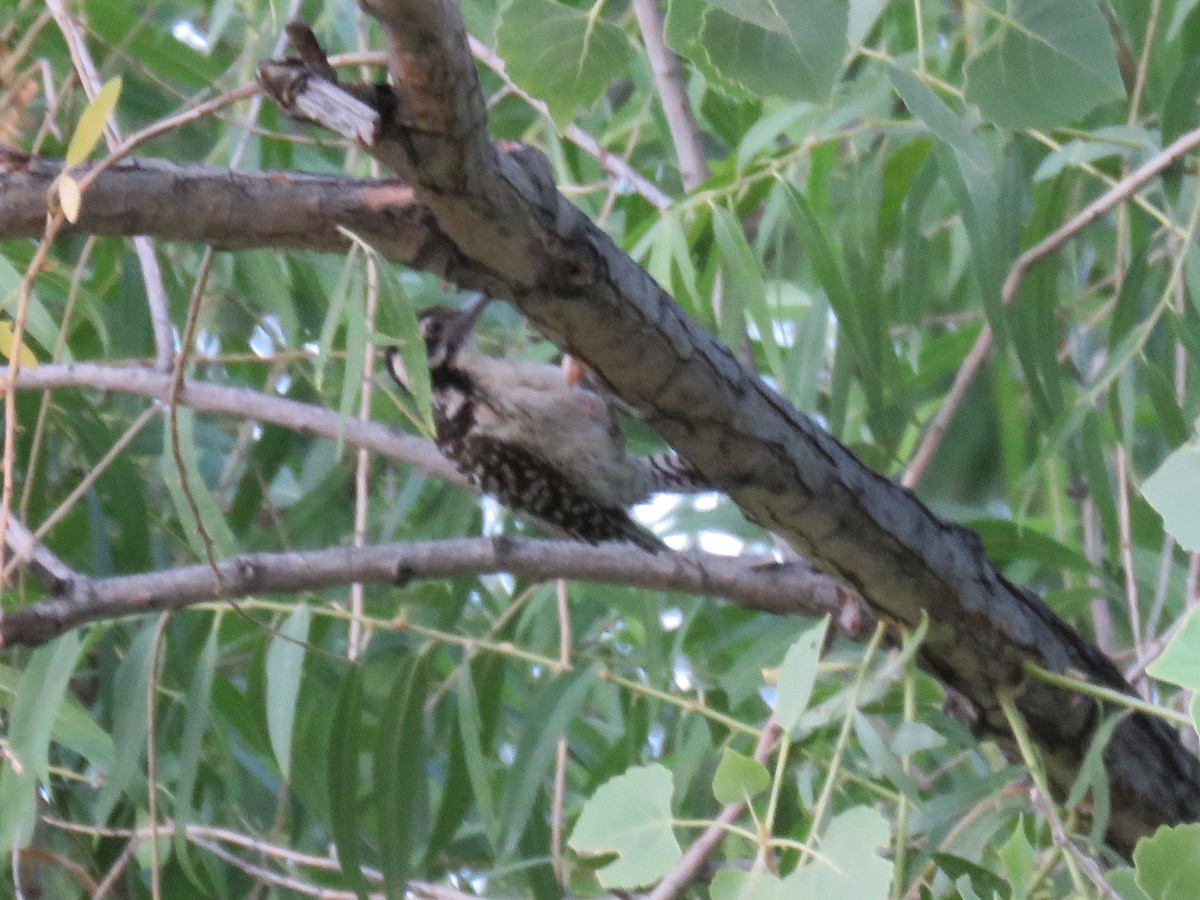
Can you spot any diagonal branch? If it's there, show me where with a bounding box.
[256,9,1200,855]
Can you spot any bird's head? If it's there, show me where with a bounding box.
[385,294,490,391]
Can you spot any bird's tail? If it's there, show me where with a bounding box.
[643,453,710,495]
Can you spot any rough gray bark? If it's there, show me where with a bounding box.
[252,3,1200,855]
[0,147,431,259]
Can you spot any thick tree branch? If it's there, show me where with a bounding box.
[0,148,437,263]
[256,10,1200,854]
[0,537,870,648]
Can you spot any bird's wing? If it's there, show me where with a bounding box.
[455,433,663,552]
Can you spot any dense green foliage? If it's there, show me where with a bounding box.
[3,0,1200,896]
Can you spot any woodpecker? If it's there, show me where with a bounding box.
[384,296,708,552]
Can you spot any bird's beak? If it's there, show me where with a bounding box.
[446,293,491,348]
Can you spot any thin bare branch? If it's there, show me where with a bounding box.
[649,720,782,900]
[0,537,869,648]
[45,0,175,371]
[630,0,707,191]
[3,361,461,483]
[903,121,1200,489]
[2,514,77,589]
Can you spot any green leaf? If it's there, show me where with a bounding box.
[568,763,681,889]
[375,651,429,900]
[963,0,1124,130]
[455,663,500,847]
[328,666,369,899]
[790,806,894,899]
[174,616,221,887]
[497,0,633,128]
[266,604,311,781]
[65,77,122,166]
[999,819,1034,900]
[1065,712,1121,845]
[499,667,596,858]
[931,853,1011,900]
[692,0,848,102]
[0,660,112,772]
[966,518,1094,574]
[94,622,158,825]
[1134,823,1200,900]
[1142,444,1200,553]
[710,205,782,378]
[160,408,238,560]
[1147,606,1200,692]
[712,747,770,805]
[1108,867,1151,900]
[889,66,991,178]
[0,633,84,848]
[1140,362,1191,448]
[378,265,434,436]
[774,615,828,732]
[711,867,800,899]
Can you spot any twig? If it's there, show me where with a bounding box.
[903,121,1200,489]
[1115,445,1145,691]
[45,0,175,371]
[1029,788,1123,900]
[648,720,782,899]
[630,0,706,191]
[3,361,461,482]
[0,403,160,583]
[468,36,673,210]
[551,578,572,884]
[1,513,77,589]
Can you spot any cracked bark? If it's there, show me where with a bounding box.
[250,5,1200,855]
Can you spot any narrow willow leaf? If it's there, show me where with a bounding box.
[336,289,367,453]
[328,666,369,900]
[65,76,122,165]
[315,247,360,391]
[174,616,221,887]
[499,666,596,858]
[455,663,500,847]
[377,264,433,436]
[0,633,83,848]
[94,622,157,824]
[0,320,38,368]
[710,204,783,379]
[57,175,83,223]
[375,651,429,900]
[0,661,112,771]
[160,408,237,559]
[266,604,310,781]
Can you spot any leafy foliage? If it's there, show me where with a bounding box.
[2,0,1200,897]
